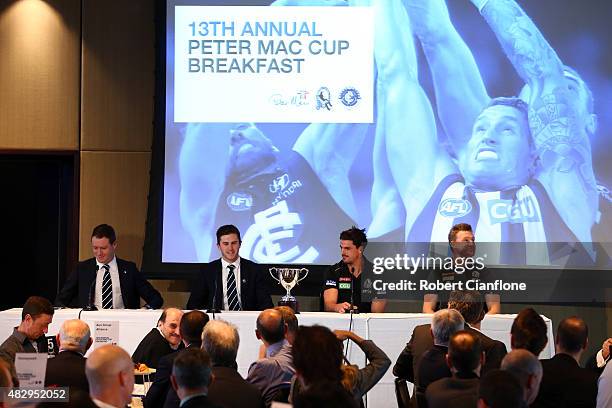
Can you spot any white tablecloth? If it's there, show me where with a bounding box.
[0,309,554,408]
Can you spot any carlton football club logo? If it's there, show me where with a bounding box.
[438,198,472,218]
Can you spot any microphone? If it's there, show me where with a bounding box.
[207,272,221,317]
[83,265,100,312]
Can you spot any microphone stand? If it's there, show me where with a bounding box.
[79,265,100,319]
[207,273,222,319]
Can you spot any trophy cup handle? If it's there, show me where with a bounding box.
[269,267,280,283]
[297,268,309,283]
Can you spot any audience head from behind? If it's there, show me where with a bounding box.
[448,290,485,327]
[275,306,298,345]
[19,296,54,341]
[179,310,209,347]
[478,369,524,408]
[170,348,213,402]
[431,309,464,347]
[292,325,343,387]
[157,308,184,349]
[201,319,239,368]
[447,330,483,376]
[85,344,134,408]
[556,316,589,361]
[510,308,548,356]
[501,349,543,405]
[57,319,92,355]
[293,382,359,408]
[256,308,286,346]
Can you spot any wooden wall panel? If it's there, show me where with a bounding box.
[0,0,80,150]
[80,0,155,152]
[79,151,151,266]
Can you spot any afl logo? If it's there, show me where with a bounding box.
[226,192,253,211]
[438,198,472,218]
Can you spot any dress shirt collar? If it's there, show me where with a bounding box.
[221,257,241,271]
[179,392,208,407]
[96,256,118,271]
[266,339,289,358]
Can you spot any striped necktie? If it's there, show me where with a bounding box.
[101,264,113,309]
[226,264,241,311]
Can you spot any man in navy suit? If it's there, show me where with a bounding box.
[55,224,163,309]
[187,224,273,311]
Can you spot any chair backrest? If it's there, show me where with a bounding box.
[394,378,411,408]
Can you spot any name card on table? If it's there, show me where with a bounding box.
[15,353,47,387]
[94,321,119,348]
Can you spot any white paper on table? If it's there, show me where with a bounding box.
[94,321,120,348]
[15,353,47,387]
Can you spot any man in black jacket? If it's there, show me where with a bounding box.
[132,308,184,369]
[170,348,220,408]
[56,224,163,309]
[45,319,92,392]
[186,225,272,311]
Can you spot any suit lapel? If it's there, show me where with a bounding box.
[240,259,249,309]
[213,259,223,310]
[116,258,130,306]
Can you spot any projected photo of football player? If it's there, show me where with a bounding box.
[373,0,599,262]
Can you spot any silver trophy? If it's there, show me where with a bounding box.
[269,267,309,312]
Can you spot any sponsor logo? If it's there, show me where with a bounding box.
[339,282,351,290]
[271,177,303,206]
[269,173,291,193]
[269,90,310,107]
[316,87,332,111]
[326,280,337,287]
[226,192,253,211]
[487,196,540,224]
[438,198,472,218]
[339,87,360,107]
[339,277,352,282]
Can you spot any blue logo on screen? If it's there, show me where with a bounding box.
[339,87,360,107]
[226,192,253,211]
[438,198,472,217]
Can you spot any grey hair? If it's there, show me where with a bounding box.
[201,319,240,366]
[432,309,465,346]
[501,349,543,388]
[59,319,91,353]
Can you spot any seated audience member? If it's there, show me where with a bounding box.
[247,309,295,407]
[202,320,264,408]
[291,325,390,407]
[500,349,543,405]
[425,331,483,408]
[293,382,358,408]
[0,296,54,385]
[393,291,505,382]
[478,369,525,408]
[531,316,599,408]
[170,348,221,408]
[586,336,611,375]
[144,310,209,408]
[510,308,548,356]
[275,306,298,345]
[597,359,612,408]
[45,319,92,392]
[415,309,464,403]
[85,345,135,408]
[56,223,163,309]
[132,308,184,369]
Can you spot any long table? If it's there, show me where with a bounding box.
[0,309,554,408]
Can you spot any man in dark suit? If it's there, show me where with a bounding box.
[132,308,184,369]
[170,348,220,408]
[56,224,163,309]
[426,331,483,408]
[144,310,209,408]
[186,224,273,311]
[510,307,548,356]
[531,316,599,408]
[394,291,506,383]
[45,319,92,392]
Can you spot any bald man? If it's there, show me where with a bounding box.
[247,309,295,407]
[132,308,184,369]
[45,319,92,392]
[501,349,542,405]
[86,345,135,408]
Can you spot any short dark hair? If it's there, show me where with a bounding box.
[339,226,367,249]
[292,325,343,385]
[448,290,485,325]
[275,306,298,334]
[556,316,588,353]
[511,308,548,356]
[294,382,359,408]
[256,310,285,345]
[479,369,524,408]
[448,223,473,243]
[180,311,209,345]
[216,224,241,245]
[448,330,482,373]
[485,97,532,148]
[91,224,116,244]
[172,348,212,389]
[21,296,54,321]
